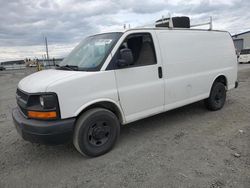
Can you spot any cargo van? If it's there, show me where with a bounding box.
[238,49,250,64]
[12,19,238,157]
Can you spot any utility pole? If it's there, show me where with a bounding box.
[45,36,49,60]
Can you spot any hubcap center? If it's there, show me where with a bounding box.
[92,127,106,140]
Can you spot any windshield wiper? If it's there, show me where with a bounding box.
[56,64,79,71]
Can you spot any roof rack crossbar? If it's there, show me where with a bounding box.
[190,17,213,30]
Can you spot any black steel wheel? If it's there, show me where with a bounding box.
[87,120,111,147]
[73,108,120,157]
[205,82,226,111]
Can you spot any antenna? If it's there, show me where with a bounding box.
[44,36,49,60]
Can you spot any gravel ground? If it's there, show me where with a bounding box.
[0,65,250,188]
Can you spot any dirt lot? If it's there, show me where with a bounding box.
[0,65,250,188]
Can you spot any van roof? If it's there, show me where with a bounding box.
[103,27,228,34]
[92,27,228,37]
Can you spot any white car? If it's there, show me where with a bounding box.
[239,49,250,64]
[13,28,238,157]
[29,63,37,67]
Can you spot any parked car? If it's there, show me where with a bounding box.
[238,49,250,64]
[12,27,238,157]
[0,65,5,71]
[29,63,37,67]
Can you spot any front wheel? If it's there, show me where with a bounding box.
[73,108,120,157]
[204,82,226,111]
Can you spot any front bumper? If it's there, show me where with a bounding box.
[12,107,76,145]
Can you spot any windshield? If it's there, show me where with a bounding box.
[59,32,122,71]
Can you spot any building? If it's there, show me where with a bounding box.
[38,58,63,68]
[232,31,250,52]
[0,60,26,70]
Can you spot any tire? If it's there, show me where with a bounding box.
[204,82,226,111]
[73,108,120,157]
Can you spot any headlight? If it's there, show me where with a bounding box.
[27,93,60,120]
[39,96,44,107]
[39,94,57,109]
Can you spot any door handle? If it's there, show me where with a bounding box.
[158,66,163,79]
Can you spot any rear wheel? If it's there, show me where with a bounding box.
[205,82,226,111]
[73,108,120,157]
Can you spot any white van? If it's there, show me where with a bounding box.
[12,27,238,157]
[239,49,250,64]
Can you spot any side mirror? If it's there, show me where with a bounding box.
[117,48,134,68]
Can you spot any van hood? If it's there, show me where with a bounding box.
[18,69,89,93]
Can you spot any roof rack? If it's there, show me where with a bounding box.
[133,14,213,31]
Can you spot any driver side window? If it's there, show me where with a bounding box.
[107,33,157,70]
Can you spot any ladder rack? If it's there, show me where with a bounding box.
[132,14,213,31]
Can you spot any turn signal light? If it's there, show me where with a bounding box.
[28,111,57,119]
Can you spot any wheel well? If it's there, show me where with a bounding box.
[214,75,227,88]
[78,101,123,124]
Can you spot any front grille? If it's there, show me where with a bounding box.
[16,88,29,117]
[16,88,29,102]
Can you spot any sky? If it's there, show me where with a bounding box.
[0,0,249,62]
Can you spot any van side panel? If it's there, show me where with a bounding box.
[155,30,237,110]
